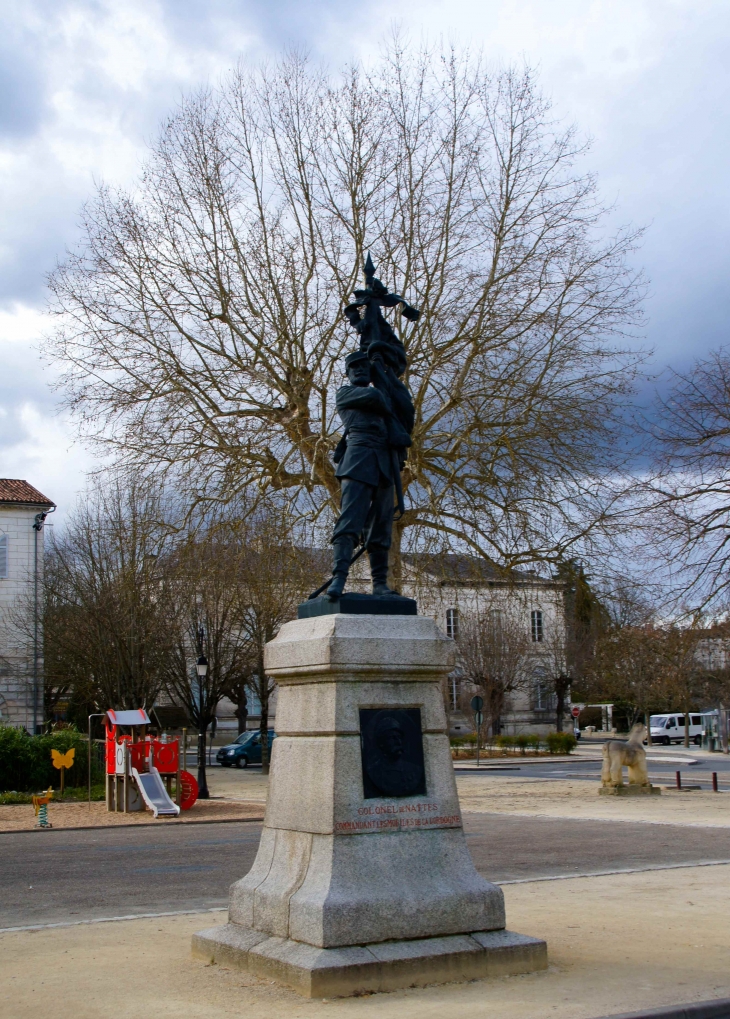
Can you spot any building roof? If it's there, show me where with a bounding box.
[403,553,559,588]
[0,479,55,506]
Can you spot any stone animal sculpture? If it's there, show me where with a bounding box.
[601,724,650,789]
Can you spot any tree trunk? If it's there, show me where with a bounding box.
[645,709,652,746]
[555,675,570,732]
[684,708,690,748]
[235,701,248,736]
[258,652,270,775]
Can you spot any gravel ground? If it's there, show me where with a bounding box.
[2,864,729,1019]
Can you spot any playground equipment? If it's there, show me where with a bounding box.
[32,787,53,828]
[51,747,75,796]
[105,708,198,817]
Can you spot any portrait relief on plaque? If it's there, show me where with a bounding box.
[359,708,427,799]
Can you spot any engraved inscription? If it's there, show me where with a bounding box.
[359,707,426,799]
[334,801,461,833]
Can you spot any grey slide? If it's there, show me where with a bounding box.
[132,766,181,817]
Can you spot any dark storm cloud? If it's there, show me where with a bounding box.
[1,0,730,502]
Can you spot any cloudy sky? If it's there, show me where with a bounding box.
[1,0,728,518]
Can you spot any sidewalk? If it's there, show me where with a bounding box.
[3,864,728,1018]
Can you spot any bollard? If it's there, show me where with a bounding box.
[676,770,681,789]
[713,771,719,793]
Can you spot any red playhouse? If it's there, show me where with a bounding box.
[105,708,198,817]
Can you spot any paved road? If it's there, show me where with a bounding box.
[4,813,730,930]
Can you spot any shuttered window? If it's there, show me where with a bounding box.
[0,534,7,578]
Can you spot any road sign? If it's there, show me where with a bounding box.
[571,706,581,718]
[474,711,484,726]
[470,695,484,712]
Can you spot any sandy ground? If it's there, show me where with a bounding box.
[455,777,730,827]
[0,766,270,831]
[3,864,729,1019]
[8,767,727,831]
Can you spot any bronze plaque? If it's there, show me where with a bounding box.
[359,708,426,799]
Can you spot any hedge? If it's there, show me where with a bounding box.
[0,726,96,792]
[545,731,577,755]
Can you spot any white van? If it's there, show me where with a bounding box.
[649,714,703,746]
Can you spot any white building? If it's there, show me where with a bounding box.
[0,479,55,731]
[402,555,568,736]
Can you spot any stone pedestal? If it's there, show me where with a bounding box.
[599,784,661,796]
[192,613,546,996]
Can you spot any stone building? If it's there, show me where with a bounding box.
[401,555,568,737]
[0,479,55,731]
[212,553,568,739]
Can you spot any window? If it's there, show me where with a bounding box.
[691,715,702,726]
[532,668,552,711]
[446,607,459,639]
[530,609,543,642]
[677,716,685,727]
[489,609,503,637]
[0,534,7,579]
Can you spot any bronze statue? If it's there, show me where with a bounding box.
[321,256,419,601]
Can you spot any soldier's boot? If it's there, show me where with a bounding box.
[327,537,354,600]
[369,548,399,597]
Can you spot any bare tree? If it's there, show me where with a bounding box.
[587,623,664,739]
[546,561,609,731]
[659,628,698,747]
[647,349,730,609]
[163,525,253,797]
[232,506,310,773]
[38,479,176,713]
[223,674,252,736]
[456,601,532,736]
[49,43,644,583]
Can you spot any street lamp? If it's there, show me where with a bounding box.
[196,653,210,799]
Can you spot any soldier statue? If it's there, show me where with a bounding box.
[325,256,418,601]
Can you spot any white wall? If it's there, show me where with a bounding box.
[0,504,46,730]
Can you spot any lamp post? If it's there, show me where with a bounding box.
[196,651,210,799]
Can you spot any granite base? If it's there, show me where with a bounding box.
[192,924,547,997]
[298,592,417,618]
[599,784,661,796]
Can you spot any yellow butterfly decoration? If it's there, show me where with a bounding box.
[51,747,76,796]
[51,748,75,769]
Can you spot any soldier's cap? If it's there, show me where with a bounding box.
[345,349,370,370]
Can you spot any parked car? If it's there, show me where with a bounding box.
[649,714,703,745]
[216,729,277,767]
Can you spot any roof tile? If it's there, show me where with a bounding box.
[0,479,55,506]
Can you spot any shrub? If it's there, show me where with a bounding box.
[0,726,94,792]
[496,734,515,752]
[546,731,577,755]
[515,733,529,754]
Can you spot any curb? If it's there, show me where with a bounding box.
[595,997,730,1019]
[0,815,265,835]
